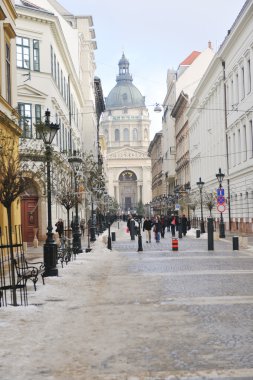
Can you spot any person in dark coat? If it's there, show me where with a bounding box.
[143,217,153,243]
[55,218,64,238]
[153,215,162,242]
[181,214,188,236]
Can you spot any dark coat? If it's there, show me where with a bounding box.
[181,216,188,234]
[143,219,152,231]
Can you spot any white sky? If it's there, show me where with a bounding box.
[58,0,245,138]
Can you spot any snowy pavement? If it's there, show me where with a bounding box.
[1,223,253,380]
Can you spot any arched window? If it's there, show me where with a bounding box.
[133,128,138,141]
[144,128,148,140]
[119,170,137,181]
[124,128,129,141]
[115,129,120,142]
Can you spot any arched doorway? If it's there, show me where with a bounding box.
[119,170,137,212]
[21,183,39,244]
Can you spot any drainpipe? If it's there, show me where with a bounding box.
[222,60,232,231]
[68,74,72,154]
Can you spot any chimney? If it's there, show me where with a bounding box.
[208,41,212,49]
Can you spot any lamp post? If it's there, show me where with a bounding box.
[216,168,226,238]
[38,109,60,276]
[68,151,83,254]
[90,195,96,242]
[196,177,205,234]
[185,183,191,220]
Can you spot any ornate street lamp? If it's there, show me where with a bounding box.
[68,151,83,254]
[196,177,205,234]
[37,109,59,276]
[216,168,226,238]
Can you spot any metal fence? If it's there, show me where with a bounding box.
[0,225,28,307]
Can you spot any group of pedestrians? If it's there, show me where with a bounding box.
[142,214,189,243]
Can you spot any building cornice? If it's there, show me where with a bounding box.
[3,0,18,21]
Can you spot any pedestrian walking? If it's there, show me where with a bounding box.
[161,216,166,238]
[181,214,188,236]
[153,215,162,243]
[127,214,136,240]
[167,215,171,232]
[55,218,64,238]
[143,217,152,243]
[170,214,177,237]
[80,219,85,236]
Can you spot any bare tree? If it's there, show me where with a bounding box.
[0,135,33,306]
[203,191,216,216]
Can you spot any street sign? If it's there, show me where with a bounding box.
[217,188,225,196]
[175,204,180,210]
[217,195,225,205]
[217,204,226,213]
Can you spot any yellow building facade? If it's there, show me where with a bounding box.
[0,0,21,237]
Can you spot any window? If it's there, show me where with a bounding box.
[16,36,30,69]
[57,62,60,87]
[35,105,41,139]
[235,73,239,104]
[63,77,66,100]
[247,59,251,93]
[230,80,234,107]
[60,70,63,94]
[237,129,241,164]
[133,128,138,141]
[250,120,253,158]
[33,39,40,71]
[123,128,129,142]
[115,129,120,142]
[18,103,32,138]
[6,42,11,104]
[241,66,245,99]
[243,125,247,161]
[51,46,53,75]
[233,132,236,166]
[228,136,231,168]
[53,54,56,80]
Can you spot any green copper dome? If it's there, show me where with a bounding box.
[105,54,145,109]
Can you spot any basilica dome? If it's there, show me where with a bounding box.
[105,54,145,109]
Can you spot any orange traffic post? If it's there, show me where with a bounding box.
[172,238,178,251]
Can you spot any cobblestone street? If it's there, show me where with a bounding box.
[1,222,253,380]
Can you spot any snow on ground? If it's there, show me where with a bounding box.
[0,236,113,380]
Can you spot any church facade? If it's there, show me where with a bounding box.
[100,54,151,214]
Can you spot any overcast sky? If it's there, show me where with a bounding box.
[59,0,245,138]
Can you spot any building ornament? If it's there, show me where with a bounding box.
[108,149,148,160]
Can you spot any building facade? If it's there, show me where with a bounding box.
[100,54,152,214]
[15,0,98,242]
[0,0,21,234]
[189,0,253,233]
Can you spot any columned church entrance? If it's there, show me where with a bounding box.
[119,170,137,212]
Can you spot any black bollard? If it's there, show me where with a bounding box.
[207,217,214,251]
[137,222,143,252]
[107,223,112,250]
[233,236,239,250]
[196,229,200,238]
[111,232,116,241]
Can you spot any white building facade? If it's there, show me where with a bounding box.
[162,45,215,195]
[15,0,98,242]
[100,54,152,214]
[188,0,253,233]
